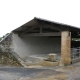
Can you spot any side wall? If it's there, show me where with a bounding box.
[13,33,61,60]
[0,33,14,52]
[0,33,22,66]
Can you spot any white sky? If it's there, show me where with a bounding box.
[0,0,80,37]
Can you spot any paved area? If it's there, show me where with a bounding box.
[0,62,80,80]
[0,67,63,80]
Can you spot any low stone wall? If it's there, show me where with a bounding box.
[71,58,80,64]
[0,52,22,66]
[0,33,22,66]
[41,60,59,66]
[0,33,14,53]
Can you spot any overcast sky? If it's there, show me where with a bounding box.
[0,0,80,37]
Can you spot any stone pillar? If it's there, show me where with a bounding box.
[61,31,71,65]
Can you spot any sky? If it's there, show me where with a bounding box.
[0,0,80,37]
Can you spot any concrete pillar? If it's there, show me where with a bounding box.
[61,31,71,65]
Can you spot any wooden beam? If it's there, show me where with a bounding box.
[29,30,40,32]
[21,32,61,36]
[42,23,61,31]
[71,36,80,38]
[40,26,42,33]
[23,26,38,34]
[20,23,40,35]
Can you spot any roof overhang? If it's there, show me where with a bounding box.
[12,17,80,38]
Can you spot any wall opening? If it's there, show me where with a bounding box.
[13,34,61,65]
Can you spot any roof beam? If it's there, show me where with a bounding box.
[19,22,41,35]
[71,36,80,38]
[20,32,61,36]
[40,26,42,33]
[42,23,61,31]
[22,26,38,34]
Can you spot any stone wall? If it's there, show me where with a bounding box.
[0,52,22,66]
[0,33,22,66]
[0,33,13,53]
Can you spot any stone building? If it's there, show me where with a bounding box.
[0,17,80,67]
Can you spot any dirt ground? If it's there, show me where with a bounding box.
[0,62,80,80]
[19,62,80,80]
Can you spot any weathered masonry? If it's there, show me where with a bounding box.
[0,17,80,66]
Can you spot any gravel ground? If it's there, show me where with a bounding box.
[56,62,80,80]
[67,63,80,80]
[0,67,63,80]
[0,62,80,80]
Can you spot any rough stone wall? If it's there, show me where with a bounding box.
[0,33,14,53]
[0,33,22,66]
[0,52,22,66]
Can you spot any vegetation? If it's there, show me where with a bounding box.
[0,33,9,41]
[72,38,80,41]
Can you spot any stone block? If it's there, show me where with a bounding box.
[47,53,57,61]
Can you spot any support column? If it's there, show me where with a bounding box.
[61,31,71,65]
